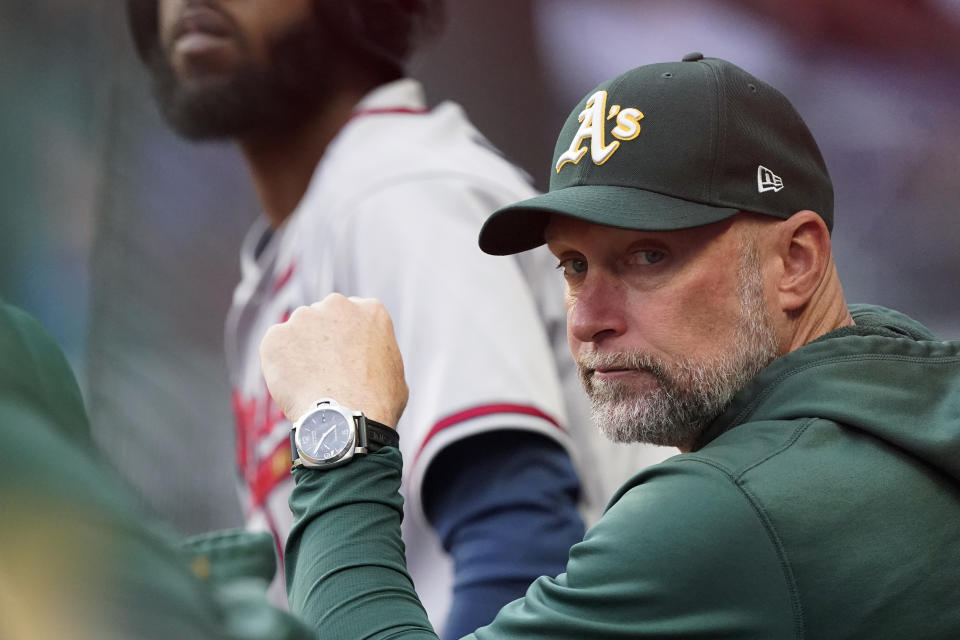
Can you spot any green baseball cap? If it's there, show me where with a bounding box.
[479,53,833,255]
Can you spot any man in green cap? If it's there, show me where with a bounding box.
[259,55,960,638]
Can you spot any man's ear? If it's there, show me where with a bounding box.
[774,210,832,313]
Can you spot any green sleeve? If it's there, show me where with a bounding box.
[286,447,438,639]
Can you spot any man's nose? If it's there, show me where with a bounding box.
[567,272,628,345]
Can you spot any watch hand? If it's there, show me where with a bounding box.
[316,423,338,449]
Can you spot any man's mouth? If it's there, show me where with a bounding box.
[169,4,234,56]
[171,4,232,43]
[166,3,237,74]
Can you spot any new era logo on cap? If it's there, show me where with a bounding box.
[757,165,784,193]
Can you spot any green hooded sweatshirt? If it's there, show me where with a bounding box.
[287,304,960,639]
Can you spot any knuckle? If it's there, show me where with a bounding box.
[289,305,312,321]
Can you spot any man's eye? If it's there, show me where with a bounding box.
[631,249,665,265]
[556,257,587,276]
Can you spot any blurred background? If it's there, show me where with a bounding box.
[2,0,958,534]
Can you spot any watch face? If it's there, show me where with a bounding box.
[298,408,353,463]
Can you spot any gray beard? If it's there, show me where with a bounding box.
[577,242,779,451]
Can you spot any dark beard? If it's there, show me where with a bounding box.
[148,15,335,140]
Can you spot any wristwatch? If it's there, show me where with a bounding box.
[290,398,399,470]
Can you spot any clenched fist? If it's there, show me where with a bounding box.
[258,294,408,428]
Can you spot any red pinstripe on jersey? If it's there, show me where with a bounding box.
[348,106,429,122]
[416,403,565,462]
[271,263,296,294]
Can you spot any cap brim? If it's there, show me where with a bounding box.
[478,185,741,255]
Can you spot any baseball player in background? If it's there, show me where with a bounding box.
[126,1,599,635]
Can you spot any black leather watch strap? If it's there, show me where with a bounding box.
[363,417,399,451]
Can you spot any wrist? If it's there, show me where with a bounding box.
[290,398,399,471]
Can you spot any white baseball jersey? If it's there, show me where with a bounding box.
[226,78,587,631]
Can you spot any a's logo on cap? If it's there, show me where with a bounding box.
[757,165,784,193]
[556,90,644,173]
